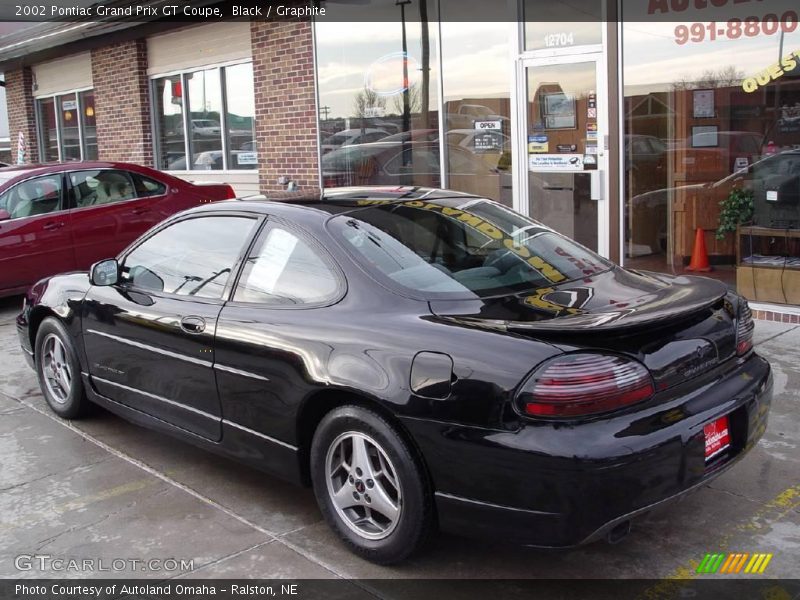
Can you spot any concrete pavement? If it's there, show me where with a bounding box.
[0,295,798,583]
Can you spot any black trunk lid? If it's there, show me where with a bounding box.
[429,268,738,391]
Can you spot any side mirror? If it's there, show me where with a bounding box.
[0,209,9,221]
[90,259,119,286]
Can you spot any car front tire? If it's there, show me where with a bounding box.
[310,405,433,564]
[34,317,90,419]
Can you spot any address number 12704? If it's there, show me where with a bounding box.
[543,33,575,48]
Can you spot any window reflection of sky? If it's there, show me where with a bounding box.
[623,23,800,93]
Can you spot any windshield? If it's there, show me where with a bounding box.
[329,198,611,300]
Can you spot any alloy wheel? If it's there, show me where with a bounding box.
[325,431,402,540]
[42,333,72,404]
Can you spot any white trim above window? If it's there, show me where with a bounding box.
[147,22,252,76]
[32,52,92,98]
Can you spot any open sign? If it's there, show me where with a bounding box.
[474,120,502,131]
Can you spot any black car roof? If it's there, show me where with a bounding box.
[199,186,482,217]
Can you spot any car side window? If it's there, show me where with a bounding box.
[69,170,102,207]
[70,170,136,207]
[0,175,63,219]
[233,224,340,306]
[122,216,256,299]
[129,172,167,197]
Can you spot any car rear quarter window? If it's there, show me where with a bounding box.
[233,224,340,306]
[130,172,167,197]
[330,199,610,299]
[122,216,256,299]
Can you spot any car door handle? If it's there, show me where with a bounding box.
[43,221,65,230]
[132,206,150,215]
[180,316,206,334]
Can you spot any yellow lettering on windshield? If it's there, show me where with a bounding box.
[352,198,567,283]
[504,238,531,258]
[528,256,566,282]
[524,287,580,315]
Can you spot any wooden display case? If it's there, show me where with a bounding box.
[736,226,800,304]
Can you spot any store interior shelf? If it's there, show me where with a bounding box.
[736,226,800,305]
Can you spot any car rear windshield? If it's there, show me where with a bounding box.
[328,198,611,300]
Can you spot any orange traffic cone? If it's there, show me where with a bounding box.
[686,228,712,272]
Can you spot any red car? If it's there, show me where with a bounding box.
[0,162,235,297]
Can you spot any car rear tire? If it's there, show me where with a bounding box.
[310,405,433,564]
[35,317,90,419]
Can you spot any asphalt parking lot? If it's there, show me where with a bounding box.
[1,294,798,584]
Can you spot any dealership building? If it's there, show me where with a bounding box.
[1,1,799,317]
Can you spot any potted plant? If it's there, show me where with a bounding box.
[716,187,754,240]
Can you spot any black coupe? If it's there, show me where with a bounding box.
[17,187,772,564]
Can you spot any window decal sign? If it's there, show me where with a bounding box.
[529,154,583,172]
[742,50,800,93]
[365,51,421,97]
[528,135,549,154]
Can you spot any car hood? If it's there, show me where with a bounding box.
[428,268,729,333]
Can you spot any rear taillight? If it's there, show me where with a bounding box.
[736,300,755,356]
[518,353,655,418]
[224,185,237,199]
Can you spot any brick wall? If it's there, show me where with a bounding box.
[91,39,153,166]
[6,68,39,164]
[250,20,319,195]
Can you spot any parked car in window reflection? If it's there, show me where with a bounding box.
[0,161,236,297]
[322,142,512,206]
[321,128,390,155]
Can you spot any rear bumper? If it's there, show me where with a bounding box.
[402,353,772,548]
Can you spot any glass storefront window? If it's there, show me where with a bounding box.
[622,18,800,306]
[80,90,97,160]
[37,97,58,162]
[186,67,223,171]
[35,91,96,162]
[526,61,600,252]
[57,93,80,161]
[153,75,186,170]
[224,62,256,170]
[441,21,513,207]
[315,13,439,189]
[153,63,255,171]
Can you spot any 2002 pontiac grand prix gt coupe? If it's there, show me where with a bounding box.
[17,187,771,564]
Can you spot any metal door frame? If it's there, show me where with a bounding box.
[510,28,610,257]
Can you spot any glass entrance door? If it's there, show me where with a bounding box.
[517,56,607,254]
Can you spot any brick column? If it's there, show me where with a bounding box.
[6,67,39,164]
[91,39,153,166]
[251,20,319,195]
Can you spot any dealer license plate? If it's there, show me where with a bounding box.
[704,415,731,461]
